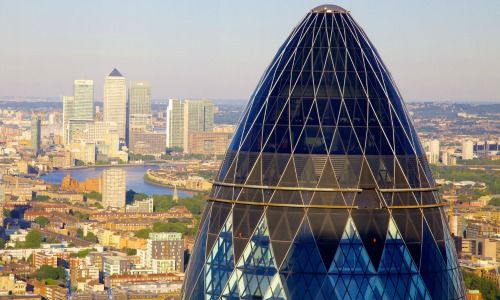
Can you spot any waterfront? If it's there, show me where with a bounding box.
[40,165,194,197]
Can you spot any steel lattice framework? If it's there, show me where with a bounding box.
[182,4,465,300]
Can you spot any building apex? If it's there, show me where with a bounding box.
[311,4,349,14]
[108,68,123,77]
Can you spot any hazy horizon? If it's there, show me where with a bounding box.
[1,1,499,102]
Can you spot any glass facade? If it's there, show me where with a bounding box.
[183,5,465,299]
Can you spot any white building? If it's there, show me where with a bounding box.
[428,139,440,165]
[102,168,126,210]
[462,139,474,160]
[104,69,127,140]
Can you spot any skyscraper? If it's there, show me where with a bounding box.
[73,80,94,121]
[101,168,126,210]
[166,99,185,150]
[182,5,465,300]
[63,80,94,145]
[183,100,214,151]
[31,114,41,155]
[129,81,153,133]
[165,99,214,151]
[62,95,75,144]
[104,68,127,140]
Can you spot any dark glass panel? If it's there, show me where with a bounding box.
[307,209,349,270]
[351,209,389,269]
[392,209,422,267]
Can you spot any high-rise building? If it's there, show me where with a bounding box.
[73,80,94,121]
[146,232,184,273]
[62,96,75,144]
[129,81,152,133]
[104,68,127,140]
[462,139,474,160]
[166,99,184,149]
[165,99,214,151]
[183,100,214,151]
[427,139,440,165]
[182,5,465,299]
[63,80,94,145]
[101,168,126,210]
[30,114,41,155]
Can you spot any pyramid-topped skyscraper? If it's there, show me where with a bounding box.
[182,5,465,299]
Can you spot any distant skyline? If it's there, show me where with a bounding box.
[1,1,499,102]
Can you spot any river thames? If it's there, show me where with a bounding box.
[40,165,194,197]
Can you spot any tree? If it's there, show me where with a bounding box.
[23,230,43,248]
[33,195,50,202]
[84,232,98,243]
[33,265,66,281]
[462,270,500,299]
[34,216,49,228]
[70,248,94,258]
[126,248,137,256]
[0,238,5,249]
[134,229,151,239]
[488,197,500,206]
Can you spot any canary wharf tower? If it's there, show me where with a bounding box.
[183,5,465,299]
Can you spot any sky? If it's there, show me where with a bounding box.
[0,1,499,102]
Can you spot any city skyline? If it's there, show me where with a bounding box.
[0,1,500,102]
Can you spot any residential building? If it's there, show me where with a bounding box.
[186,132,231,155]
[146,232,184,273]
[0,274,27,295]
[103,256,132,277]
[101,168,126,210]
[129,131,166,156]
[126,197,154,213]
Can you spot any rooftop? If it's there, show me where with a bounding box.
[311,4,349,14]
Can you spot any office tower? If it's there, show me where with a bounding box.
[30,114,41,155]
[183,100,214,151]
[104,68,127,140]
[462,139,474,160]
[166,99,184,149]
[101,168,126,210]
[165,99,214,151]
[146,232,184,273]
[428,139,440,164]
[73,80,94,121]
[182,5,465,300]
[129,81,153,133]
[63,96,75,144]
[63,80,94,145]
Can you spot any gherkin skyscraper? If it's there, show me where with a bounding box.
[183,4,465,300]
